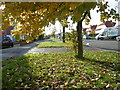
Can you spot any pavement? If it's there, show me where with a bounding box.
[26,45,106,54]
[27,47,72,54]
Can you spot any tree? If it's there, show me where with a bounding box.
[51,26,56,38]
[76,11,89,58]
[90,25,97,37]
[60,18,68,43]
[2,1,119,58]
[65,29,78,53]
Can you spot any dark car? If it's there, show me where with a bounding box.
[0,37,14,49]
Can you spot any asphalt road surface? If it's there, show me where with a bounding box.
[0,40,47,61]
[1,39,119,61]
[83,39,120,51]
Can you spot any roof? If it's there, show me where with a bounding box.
[2,26,14,36]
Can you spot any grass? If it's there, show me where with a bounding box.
[37,40,71,48]
[2,51,120,89]
[50,38,60,41]
[37,38,90,48]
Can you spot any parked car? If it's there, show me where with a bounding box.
[1,36,14,49]
[95,33,103,40]
[96,26,119,40]
[83,35,91,39]
[116,36,120,41]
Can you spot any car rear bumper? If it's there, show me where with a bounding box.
[2,42,13,48]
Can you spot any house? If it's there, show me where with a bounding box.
[86,20,116,35]
[95,23,106,34]
[2,26,14,36]
[1,26,16,42]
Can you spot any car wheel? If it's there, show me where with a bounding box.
[100,38,104,40]
[97,38,100,40]
[116,37,120,41]
[116,38,118,41]
[11,43,14,47]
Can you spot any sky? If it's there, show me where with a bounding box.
[44,0,119,35]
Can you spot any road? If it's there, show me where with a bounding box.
[0,40,47,61]
[1,39,119,61]
[83,39,120,51]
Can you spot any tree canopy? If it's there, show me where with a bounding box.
[2,2,98,42]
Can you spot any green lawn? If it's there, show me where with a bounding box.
[37,41,71,48]
[50,38,60,41]
[37,39,89,48]
[2,51,120,89]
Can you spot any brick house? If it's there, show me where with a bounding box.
[2,26,14,37]
[86,20,116,35]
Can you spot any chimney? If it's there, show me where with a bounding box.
[90,25,97,30]
[104,20,116,27]
[83,28,87,32]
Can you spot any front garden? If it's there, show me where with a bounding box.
[2,50,120,89]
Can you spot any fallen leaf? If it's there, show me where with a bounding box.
[106,84,110,88]
[70,79,76,83]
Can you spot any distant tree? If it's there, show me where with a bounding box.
[65,29,78,53]
[51,27,56,38]
[90,25,97,37]
[82,28,87,35]
[38,34,45,40]
[60,19,68,43]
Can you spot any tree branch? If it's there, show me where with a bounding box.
[81,11,88,21]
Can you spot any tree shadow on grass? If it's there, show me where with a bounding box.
[2,55,41,89]
[79,57,120,84]
[76,56,120,71]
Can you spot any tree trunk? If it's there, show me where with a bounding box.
[76,11,88,59]
[63,26,65,43]
[77,20,83,58]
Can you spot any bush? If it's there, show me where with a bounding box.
[65,30,78,53]
[38,34,44,40]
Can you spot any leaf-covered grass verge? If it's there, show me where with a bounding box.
[84,51,120,70]
[37,41,71,48]
[2,51,120,89]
